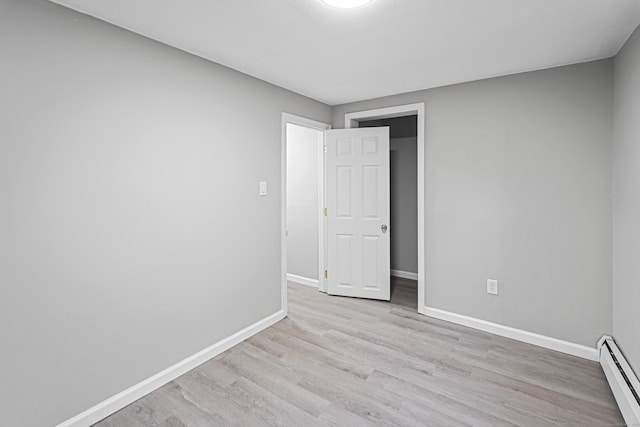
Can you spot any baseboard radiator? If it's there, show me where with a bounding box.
[598,336,640,426]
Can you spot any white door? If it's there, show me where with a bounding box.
[326,127,390,300]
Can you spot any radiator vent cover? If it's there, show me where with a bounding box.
[604,340,640,405]
[599,336,640,426]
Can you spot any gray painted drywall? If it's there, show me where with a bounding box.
[613,25,640,375]
[286,123,320,280]
[361,118,418,275]
[389,136,418,275]
[0,1,330,426]
[334,60,614,347]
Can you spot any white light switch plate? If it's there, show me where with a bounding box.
[259,181,267,196]
[487,279,498,295]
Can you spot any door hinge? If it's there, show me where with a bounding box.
[324,145,327,153]
[324,270,328,279]
[324,208,327,216]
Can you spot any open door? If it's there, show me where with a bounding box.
[325,127,390,300]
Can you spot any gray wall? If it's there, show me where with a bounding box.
[361,118,418,275]
[0,1,330,426]
[334,60,614,347]
[613,25,640,375]
[286,123,320,280]
[389,137,418,274]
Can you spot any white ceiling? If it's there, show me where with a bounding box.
[51,0,640,105]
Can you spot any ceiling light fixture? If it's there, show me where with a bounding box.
[321,0,373,8]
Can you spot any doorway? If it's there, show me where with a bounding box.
[344,103,426,314]
[281,113,330,315]
[359,115,418,309]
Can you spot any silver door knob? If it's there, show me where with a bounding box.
[381,224,388,233]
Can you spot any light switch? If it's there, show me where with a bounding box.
[487,279,498,295]
[259,181,268,196]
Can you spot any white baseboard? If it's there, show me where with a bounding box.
[287,273,319,288]
[598,336,640,426]
[422,306,598,361]
[57,310,286,427]
[391,269,418,281]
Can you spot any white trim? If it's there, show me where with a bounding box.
[281,116,288,315]
[345,103,424,126]
[423,306,599,361]
[599,336,640,426]
[345,103,425,314]
[287,273,319,288]
[282,113,331,303]
[317,129,327,293]
[391,269,419,281]
[321,128,328,294]
[57,310,285,427]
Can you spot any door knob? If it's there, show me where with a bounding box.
[381,224,388,233]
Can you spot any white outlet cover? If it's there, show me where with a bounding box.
[487,279,498,295]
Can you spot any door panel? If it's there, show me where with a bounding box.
[362,165,379,219]
[326,127,390,301]
[336,166,353,217]
[336,234,353,289]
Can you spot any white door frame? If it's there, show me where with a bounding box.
[344,103,426,314]
[281,113,331,315]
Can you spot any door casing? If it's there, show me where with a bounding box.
[344,103,426,314]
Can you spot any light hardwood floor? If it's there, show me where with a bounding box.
[96,279,624,426]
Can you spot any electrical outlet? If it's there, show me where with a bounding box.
[487,279,498,295]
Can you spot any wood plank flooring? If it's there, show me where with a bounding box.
[96,279,624,426]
